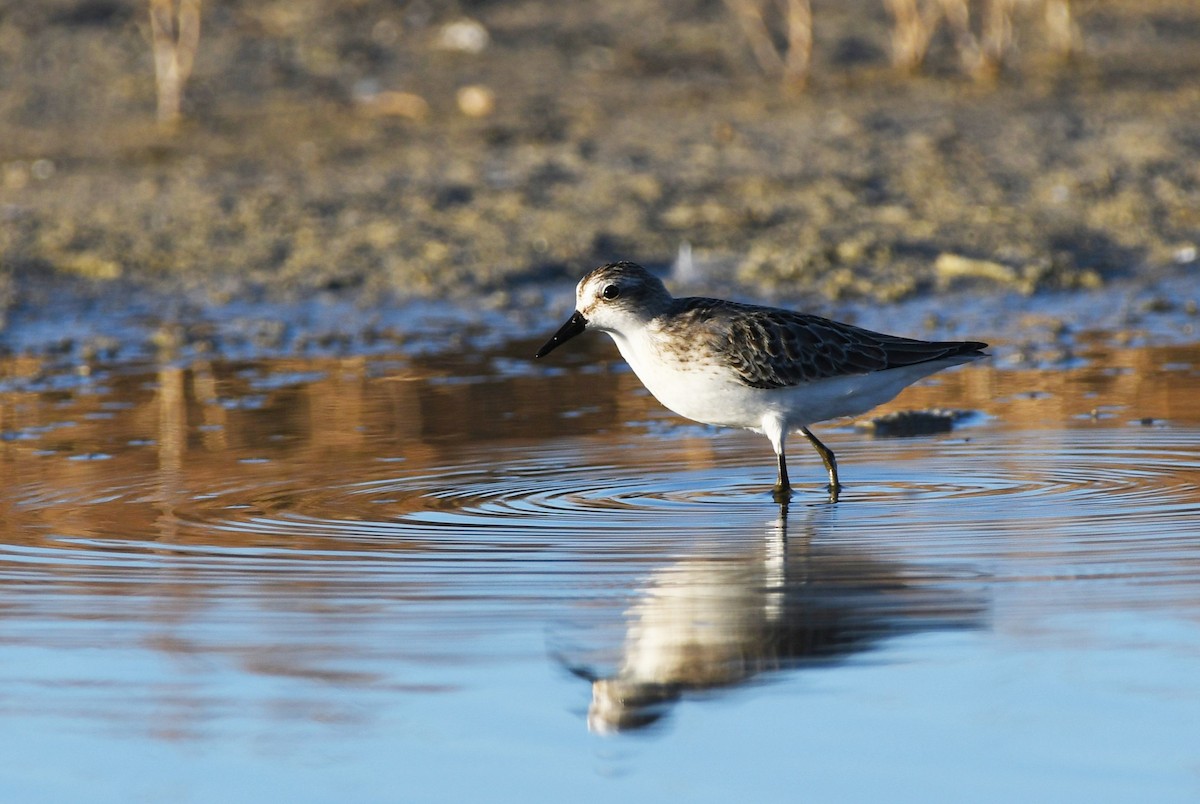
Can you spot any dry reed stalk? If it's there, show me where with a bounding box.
[883,0,944,73]
[149,0,201,129]
[733,0,1077,85]
[724,0,813,87]
[975,0,1016,79]
[1042,0,1081,58]
[782,0,813,88]
[937,0,981,72]
[725,0,786,76]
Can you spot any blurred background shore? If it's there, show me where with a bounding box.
[0,0,1197,353]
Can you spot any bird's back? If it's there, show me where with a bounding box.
[658,298,987,390]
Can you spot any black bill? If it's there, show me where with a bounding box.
[535,310,587,358]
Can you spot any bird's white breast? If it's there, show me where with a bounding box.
[605,327,772,431]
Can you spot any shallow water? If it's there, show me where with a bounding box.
[2,338,1200,802]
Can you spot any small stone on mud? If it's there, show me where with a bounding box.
[356,91,429,120]
[436,18,489,54]
[935,254,1018,288]
[855,408,971,437]
[457,85,495,118]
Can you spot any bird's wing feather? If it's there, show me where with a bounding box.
[668,298,985,390]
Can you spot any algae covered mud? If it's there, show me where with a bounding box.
[1,0,1198,312]
[2,315,1200,800]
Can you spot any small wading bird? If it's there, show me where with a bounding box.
[536,262,987,502]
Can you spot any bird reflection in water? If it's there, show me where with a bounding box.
[563,504,986,734]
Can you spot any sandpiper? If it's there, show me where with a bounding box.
[536,261,987,501]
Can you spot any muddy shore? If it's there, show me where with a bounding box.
[1,1,1197,356]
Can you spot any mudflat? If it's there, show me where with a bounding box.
[0,0,1197,351]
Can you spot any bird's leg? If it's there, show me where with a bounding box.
[772,450,792,503]
[799,426,840,502]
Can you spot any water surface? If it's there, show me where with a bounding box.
[1,340,1199,802]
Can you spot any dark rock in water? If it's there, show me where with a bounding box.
[856,408,971,438]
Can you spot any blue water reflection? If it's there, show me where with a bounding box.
[1,348,1200,802]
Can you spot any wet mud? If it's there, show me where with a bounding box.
[1,0,1198,358]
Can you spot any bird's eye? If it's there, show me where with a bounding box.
[602,284,621,300]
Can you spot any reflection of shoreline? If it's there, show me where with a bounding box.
[3,343,1200,516]
[574,506,986,734]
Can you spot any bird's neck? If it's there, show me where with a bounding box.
[604,327,652,375]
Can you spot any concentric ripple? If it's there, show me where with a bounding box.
[3,350,1200,641]
[12,426,1197,554]
[164,427,1198,537]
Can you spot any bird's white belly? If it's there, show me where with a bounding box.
[642,367,769,429]
[610,330,967,433]
[639,367,903,431]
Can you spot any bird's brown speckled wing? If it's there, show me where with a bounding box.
[665,298,986,389]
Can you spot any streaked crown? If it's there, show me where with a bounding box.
[576,262,673,328]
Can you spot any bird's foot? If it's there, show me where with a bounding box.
[771,484,793,504]
[826,483,842,504]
